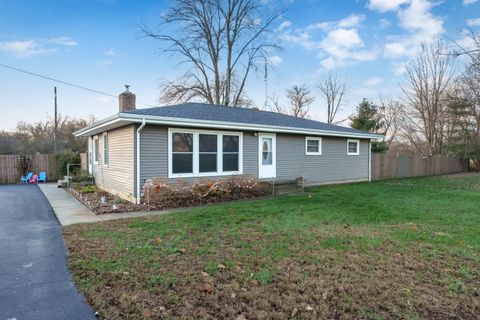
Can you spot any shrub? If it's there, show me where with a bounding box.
[16,155,32,176]
[57,149,80,177]
[80,185,97,194]
[70,170,94,183]
[143,176,270,209]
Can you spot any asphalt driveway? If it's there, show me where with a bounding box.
[0,184,95,320]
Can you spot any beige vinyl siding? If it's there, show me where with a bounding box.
[92,125,135,202]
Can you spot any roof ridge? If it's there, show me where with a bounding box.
[130,102,355,131]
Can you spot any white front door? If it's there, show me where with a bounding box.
[258,133,276,179]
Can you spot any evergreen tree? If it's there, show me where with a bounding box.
[350,98,388,153]
[445,95,480,166]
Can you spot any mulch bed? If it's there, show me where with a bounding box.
[67,188,143,214]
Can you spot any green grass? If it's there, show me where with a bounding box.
[64,174,480,319]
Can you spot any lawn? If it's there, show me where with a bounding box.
[63,174,480,320]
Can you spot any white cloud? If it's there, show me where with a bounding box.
[456,32,478,51]
[463,0,479,6]
[268,55,282,66]
[280,31,317,50]
[467,18,480,26]
[306,14,365,31]
[367,0,409,12]
[0,40,56,58]
[392,61,407,76]
[321,28,363,52]
[276,20,292,32]
[363,77,383,86]
[280,14,378,70]
[383,0,444,58]
[105,48,117,56]
[379,18,391,28]
[50,36,77,46]
[398,0,443,37]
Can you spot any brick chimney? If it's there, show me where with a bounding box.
[119,85,136,112]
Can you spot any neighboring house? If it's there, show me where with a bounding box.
[74,87,383,203]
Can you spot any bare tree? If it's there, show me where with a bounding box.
[286,85,314,118]
[379,98,404,147]
[401,42,455,156]
[140,0,284,107]
[270,85,314,118]
[269,93,287,114]
[317,72,349,124]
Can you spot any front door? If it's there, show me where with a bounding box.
[258,133,276,179]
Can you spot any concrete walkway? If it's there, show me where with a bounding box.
[0,184,95,319]
[38,183,169,226]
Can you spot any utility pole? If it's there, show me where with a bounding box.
[54,86,58,154]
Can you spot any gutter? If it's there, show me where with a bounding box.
[136,119,146,204]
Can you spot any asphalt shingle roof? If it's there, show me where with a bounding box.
[124,102,372,135]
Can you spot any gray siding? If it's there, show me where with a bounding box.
[137,125,369,187]
[276,134,369,184]
[91,125,135,201]
[139,125,257,183]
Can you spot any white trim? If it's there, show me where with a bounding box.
[167,128,243,179]
[74,113,384,140]
[136,119,146,204]
[93,136,99,164]
[305,136,322,155]
[102,132,109,168]
[87,137,93,174]
[368,140,372,182]
[258,133,276,179]
[347,139,360,156]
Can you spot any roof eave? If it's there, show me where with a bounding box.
[74,112,384,139]
[73,114,121,137]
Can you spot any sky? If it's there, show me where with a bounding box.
[0,0,479,130]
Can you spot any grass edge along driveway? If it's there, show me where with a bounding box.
[63,174,480,320]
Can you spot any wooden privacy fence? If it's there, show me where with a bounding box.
[0,154,60,184]
[372,153,468,181]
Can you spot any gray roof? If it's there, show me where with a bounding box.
[124,102,371,136]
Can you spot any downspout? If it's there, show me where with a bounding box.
[136,119,146,204]
[368,140,372,182]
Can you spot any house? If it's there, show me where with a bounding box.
[74,87,383,203]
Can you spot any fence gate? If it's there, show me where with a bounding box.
[396,154,412,178]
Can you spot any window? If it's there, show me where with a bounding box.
[172,132,194,174]
[262,138,273,165]
[169,129,242,178]
[94,137,99,163]
[103,133,109,166]
[223,135,239,172]
[199,134,217,173]
[305,137,322,155]
[347,139,360,155]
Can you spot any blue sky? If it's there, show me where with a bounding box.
[0,0,479,130]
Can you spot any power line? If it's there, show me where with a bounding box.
[0,62,157,108]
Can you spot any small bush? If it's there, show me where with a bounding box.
[80,185,97,194]
[143,176,270,209]
[57,149,80,177]
[70,170,94,183]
